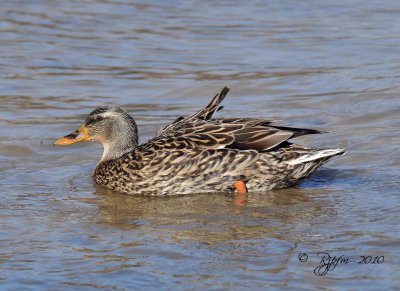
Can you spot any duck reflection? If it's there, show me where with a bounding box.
[86,180,338,278]
[91,182,336,242]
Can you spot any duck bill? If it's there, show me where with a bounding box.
[54,125,91,146]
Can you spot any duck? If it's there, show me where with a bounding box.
[54,87,345,196]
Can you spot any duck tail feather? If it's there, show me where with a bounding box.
[287,148,346,165]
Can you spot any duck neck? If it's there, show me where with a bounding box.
[99,130,138,163]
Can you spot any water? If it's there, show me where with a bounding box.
[1,0,399,289]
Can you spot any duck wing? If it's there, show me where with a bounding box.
[151,87,323,152]
[154,87,230,138]
[188,86,230,121]
[149,117,322,152]
[154,87,278,139]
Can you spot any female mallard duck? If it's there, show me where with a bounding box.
[54,87,345,196]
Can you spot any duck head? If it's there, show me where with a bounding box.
[54,107,139,162]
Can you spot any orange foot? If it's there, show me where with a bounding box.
[233,180,248,206]
[234,180,248,194]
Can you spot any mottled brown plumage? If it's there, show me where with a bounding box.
[55,87,345,195]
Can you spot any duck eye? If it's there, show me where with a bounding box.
[86,115,104,126]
